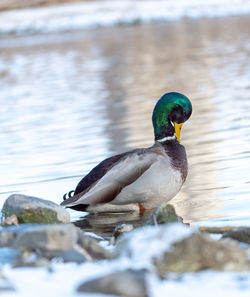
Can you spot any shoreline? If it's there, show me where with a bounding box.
[0,0,89,12]
[0,0,250,36]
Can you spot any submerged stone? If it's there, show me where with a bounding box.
[199,226,239,234]
[77,269,148,297]
[222,228,250,244]
[146,204,183,225]
[110,223,134,245]
[1,194,70,224]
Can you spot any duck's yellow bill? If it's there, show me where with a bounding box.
[174,122,183,142]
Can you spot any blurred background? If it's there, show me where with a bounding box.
[0,0,250,226]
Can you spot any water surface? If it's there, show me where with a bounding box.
[0,16,250,230]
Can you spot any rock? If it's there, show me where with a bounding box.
[13,249,50,268]
[0,226,20,247]
[146,204,183,226]
[13,224,78,251]
[110,224,134,245]
[199,226,240,234]
[114,223,249,273]
[222,228,250,244]
[0,224,108,263]
[154,233,249,273]
[1,194,70,224]
[77,229,111,260]
[2,214,19,226]
[0,224,85,266]
[115,223,194,264]
[13,248,86,267]
[41,249,87,263]
[0,223,78,251]
[77,269,148,297]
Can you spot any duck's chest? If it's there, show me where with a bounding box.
[114,154,184,208]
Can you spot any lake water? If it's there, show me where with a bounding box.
[0,15,250,230]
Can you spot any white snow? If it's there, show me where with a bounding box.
[0,0,250,35]
[115,223,194,269]
[0,223,250,296]
[2,261,250,297]
[149,271,250,297]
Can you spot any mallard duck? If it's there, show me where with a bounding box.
[61,92,192,213]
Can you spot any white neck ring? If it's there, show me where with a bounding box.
[157,135,176,142]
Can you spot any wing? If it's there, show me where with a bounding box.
[61,149,158,208]
[62,151,132,202]
[74,151,137,196]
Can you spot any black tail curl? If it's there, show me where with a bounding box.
[63,190,75,201]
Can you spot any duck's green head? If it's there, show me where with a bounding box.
[152,92,192,142]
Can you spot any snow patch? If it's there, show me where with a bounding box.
[116,223,194,269]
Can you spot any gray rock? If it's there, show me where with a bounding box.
[77,269,149,297]
[110,224,134,245]
[114,223,193,261]
[13,249,50,268]
[146,204,183,225]
[13,224,78,251]
[154,233,249,273]
[41,249,87,263]
[0,224,109,263]
[114,223,250,273]
[1,194,70,224]
[222,228,250,244]
[13,248,86,267]
[0,223,78,251]
[199,226,239,234]
[77,229,111,260]
[0,226,20,247]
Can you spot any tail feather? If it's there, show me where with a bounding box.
[63,190,75,201]
[62,190,88,211]
[68,204,89,211]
